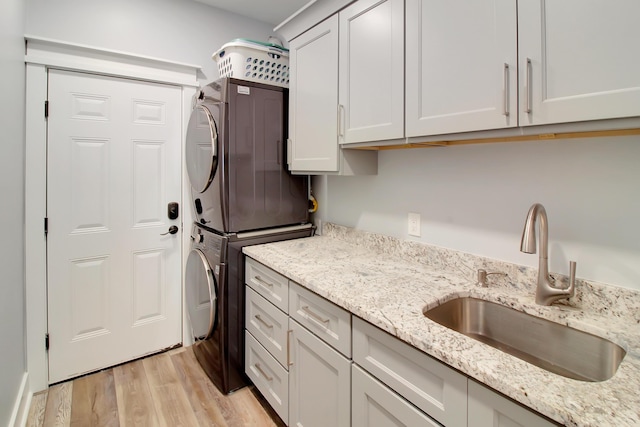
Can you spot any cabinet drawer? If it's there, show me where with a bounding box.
[245,257,289,312]
[245,286,289,368]
[289,281,351,357]
[352,365,441,427]
[352,317,467,427]
[245,332,289,425]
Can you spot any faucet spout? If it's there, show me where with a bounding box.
[520,203,576,305]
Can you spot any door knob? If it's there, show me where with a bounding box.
[161,225,179,236]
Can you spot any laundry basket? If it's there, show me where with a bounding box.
[213,39,290,88]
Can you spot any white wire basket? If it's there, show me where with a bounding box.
[213,39,290,88]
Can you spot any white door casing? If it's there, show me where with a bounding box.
[46,69,182,383]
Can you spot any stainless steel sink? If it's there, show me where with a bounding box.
[423,297,626,382]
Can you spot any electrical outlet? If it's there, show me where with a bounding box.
[408,212,421,237]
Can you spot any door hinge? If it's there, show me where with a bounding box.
[44,100,49,118]
[45,333,50,351]
[44,217,48,236]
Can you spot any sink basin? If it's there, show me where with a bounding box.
[423,297,625,382]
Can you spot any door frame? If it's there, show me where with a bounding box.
[25,36,200,392]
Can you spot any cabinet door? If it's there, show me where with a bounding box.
[352,365,441,427]
[406,0,517,137]
[338,0,404,144]
[289,16,340,172]
[289,320,351,427]
[468,380,557,427]
[519,0,640,126]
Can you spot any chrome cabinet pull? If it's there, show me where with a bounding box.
[254,275,273,288]
[338,104,345,138]
[255,363,273,381]
[503,63,510,117]
[254,314,273,329]
[525,58,532,114]
[287,329,293,367]
[302,305,330,324]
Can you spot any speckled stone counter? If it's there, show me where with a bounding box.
[243,223,640,427]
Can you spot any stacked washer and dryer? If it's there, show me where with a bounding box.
[185,78,313,394]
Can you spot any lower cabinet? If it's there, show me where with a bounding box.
[352,364,440,427]
[289,320,351,427]
[468,380,556,427]
[352,317,466,426]
[246,257,558,427]
[245,258,352,427]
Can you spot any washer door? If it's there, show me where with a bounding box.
[185,248,218,340]
[185,103,219,193]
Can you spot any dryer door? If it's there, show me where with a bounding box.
[185,248,218,340]
[185,103,219,193]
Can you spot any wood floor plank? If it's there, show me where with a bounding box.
[170,349,229,427]
[70,369,119,427]
[142,352,200,427]
[113,358,160,426]
[28,348,282,427]
[43,382,72,427]
[26,390,48,427]
[228,387,284,427]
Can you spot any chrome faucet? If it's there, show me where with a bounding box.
[520,203,576,305]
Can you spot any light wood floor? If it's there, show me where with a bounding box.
[26,347,286,427]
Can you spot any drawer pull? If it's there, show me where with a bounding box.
[254,314,274,329]
[287,329,293,366]
[302,305,330,324]
[254,275,274,288]
[503,63,510,117]
[255,363,273,381]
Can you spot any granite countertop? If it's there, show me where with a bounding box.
[243,223,640,427]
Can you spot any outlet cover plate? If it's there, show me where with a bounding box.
[408,212,421,237]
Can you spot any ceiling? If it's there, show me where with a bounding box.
[195,0,311,27]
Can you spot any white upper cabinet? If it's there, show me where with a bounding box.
[289,16,340,173]
[518,0,640,126]
[406,0,517,137]
[338,0,404,144]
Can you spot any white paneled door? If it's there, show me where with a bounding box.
[47,69,182,383]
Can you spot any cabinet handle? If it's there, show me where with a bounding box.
[255,363,273,381]
[254,314,273,329]
[525,58,532,114]
[287,329,293,367]
[301,305,330,324]
[338,104,345,138]
[503,63,510,117]
[254,275,274,288]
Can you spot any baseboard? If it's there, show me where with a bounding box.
[8,372,31,427]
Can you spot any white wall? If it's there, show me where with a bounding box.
[314,135,640,291]
[25,0,277,85]
[0,0,27,424]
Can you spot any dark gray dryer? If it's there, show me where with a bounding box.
[185,222,313,395]
[185,77,308,234]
